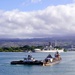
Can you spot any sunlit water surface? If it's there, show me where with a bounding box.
[0,51,75,75]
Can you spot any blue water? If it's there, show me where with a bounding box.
[0,52,75,75]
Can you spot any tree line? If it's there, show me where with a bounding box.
[0,45,43,52]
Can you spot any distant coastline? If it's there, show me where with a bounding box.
[0,38,75,52]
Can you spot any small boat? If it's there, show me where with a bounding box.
[11,52,61,66]
[43,52,62,66]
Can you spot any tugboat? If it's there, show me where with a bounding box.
[11,55,43,65]
[11,52,62,66]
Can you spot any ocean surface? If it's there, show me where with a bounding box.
[0,51,75,75]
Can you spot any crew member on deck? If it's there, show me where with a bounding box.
[55,51,61,60]
[55,51,60,57]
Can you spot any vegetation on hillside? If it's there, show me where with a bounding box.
[0,45,43,52]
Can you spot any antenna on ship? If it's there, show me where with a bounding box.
[54,40,58,48]
[49,42,51,46]
[48,42,53,50]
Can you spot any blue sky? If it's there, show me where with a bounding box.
[0,0,75,38]
[0,0,74,11]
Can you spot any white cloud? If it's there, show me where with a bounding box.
[21,0,31,7]
[0,4,75,38]
[31,0,42,3]
[22,0,42,6]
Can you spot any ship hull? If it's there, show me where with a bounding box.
[34,49,64,53]
[43,60,61,66]
[11,60,43,65]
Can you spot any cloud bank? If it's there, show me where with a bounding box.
[0,4,75,38]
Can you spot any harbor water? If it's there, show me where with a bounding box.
[0,51,75,75]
